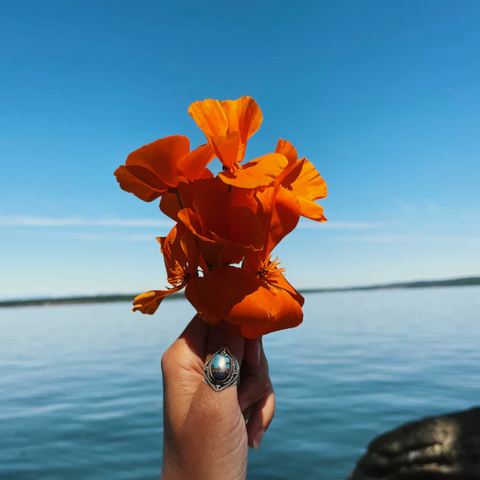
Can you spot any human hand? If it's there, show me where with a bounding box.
[160,315,275,480]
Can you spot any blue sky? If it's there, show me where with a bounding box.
[1,0,479,299]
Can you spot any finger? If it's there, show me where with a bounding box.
[161,314,209,378]
[243,405,254,423]
[205,320,245,366]
[244,336,262,367]
[238,343,270,412]
[177,313,210,361]
[190,321,246,422]
[238,372,271,413]
[246,384,275,450]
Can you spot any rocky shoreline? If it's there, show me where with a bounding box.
[348,407,480,479]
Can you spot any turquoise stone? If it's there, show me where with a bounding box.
[210,354,231,382]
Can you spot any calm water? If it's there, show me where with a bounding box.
[1,287,480,480]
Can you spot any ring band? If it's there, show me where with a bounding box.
[204,348,240,391]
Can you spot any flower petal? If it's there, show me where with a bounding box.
[220,97,263,162]
[190,188,264,262]
[177,176,228,209]
[281,158,328,202]
[297,198,327,222]
[275,138,298,167]
[227,206,264,251]
[132,287,183,315]
[188,97,262,167]
[177,143,215,182]
[178,192,263,267]
[218,153,288,189]
[114,165,164,202]
[188,99,228,137]
[159,193,181,221]
[208,132,240,168]
[256,185,301,256]
[126,135,190,188]
[159,224,185,281]
[177,208,225,267]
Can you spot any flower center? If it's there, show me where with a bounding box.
[168,261,189,288]
[257,255,285,283]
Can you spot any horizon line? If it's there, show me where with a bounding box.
[1,276,479,308]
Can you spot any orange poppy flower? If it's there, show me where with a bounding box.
[132,223,199,315]
[114,135,214,203]
[117,97,328,339]
[275,139,328,222]
[188,97,288,189]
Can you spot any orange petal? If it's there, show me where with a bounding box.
[177,176,228,209]
[227,206,263,251]
[177,143,215,181]
[185,267,303,338]
[192,188,229,237]
[220,97,263,163]
[218,153,288,189]
[178,199,262,267]
[281,158,328,202]
[263,267,305,307]
[159,224,187,281]
[132,286,183,315]
[229,186,259,212]
[256,185,301,256]
[180,230,201,276]
[199,168,214,180]
[126,135,190,188]
[188,99,228,137]
[208,132,240,168]
[221,97,263,141]
[114,165,164,202]
[159,193,181,221]
[297,198,327,222]
[190,188,264,262]
[188,100,234,167]
[177,207,225,267]
[275,139,298,167]
[188,97,262,166]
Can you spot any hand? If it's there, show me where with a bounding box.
[160,315,275,480]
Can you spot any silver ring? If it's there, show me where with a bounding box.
[204,348,240,391]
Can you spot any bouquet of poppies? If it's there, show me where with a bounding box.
[114,97,327,338]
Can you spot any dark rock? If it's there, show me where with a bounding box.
[348,407,480,480]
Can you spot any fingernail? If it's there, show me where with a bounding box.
[256,341,261,366]
[253,429,264,450]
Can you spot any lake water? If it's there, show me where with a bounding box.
[1,287,480,480]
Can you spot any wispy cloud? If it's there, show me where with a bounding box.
[298,220,390,230]
[337,234,480,244]
[1,215,389,231]
[77,233,155,242]
[0,215,174,227]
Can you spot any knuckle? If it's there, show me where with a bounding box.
[161,348,175,373]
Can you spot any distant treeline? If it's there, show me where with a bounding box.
[1,277,479,309]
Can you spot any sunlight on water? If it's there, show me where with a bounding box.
[1,287,480,479]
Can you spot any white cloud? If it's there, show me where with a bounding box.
[337,234,480,244]
[1,215,389,231]
[0,215,174,227]
[298,220,390,230]
[77,233,156,242]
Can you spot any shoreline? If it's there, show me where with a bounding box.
[1,277,479,309]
